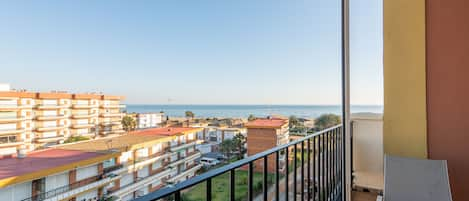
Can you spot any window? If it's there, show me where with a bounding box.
[0,136,17,144]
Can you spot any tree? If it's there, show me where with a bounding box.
[185,111,195,119]
[232,134,247,159]
[122,115,136,132]
[313,114,341,131]
[289,115,301,128]
[247,114,257,121]
[219,139,235,158]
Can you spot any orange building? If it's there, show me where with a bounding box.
[245,117,289,172]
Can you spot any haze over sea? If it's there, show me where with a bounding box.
[126,105,383,119]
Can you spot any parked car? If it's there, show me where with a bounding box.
[200,157,221,167]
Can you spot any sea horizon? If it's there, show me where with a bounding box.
[125,104,383,119]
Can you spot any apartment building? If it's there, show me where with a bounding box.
[133,112,165,129]
[0,87,125,156]
[195,126,246,153]
[0,127,203,201]
[245,117,289,172]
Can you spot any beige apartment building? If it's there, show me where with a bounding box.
[0,88,125,157]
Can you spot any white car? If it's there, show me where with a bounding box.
[200,157,221,167]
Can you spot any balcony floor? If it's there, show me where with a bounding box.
[352,191,379,201]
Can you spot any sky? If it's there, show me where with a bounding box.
[0,0,382,105]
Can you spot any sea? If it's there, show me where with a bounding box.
[125,105,383,119]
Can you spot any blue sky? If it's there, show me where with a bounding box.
[0,0,382,105]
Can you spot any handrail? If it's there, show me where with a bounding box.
[21,174,110,201]
[134,125,343,201]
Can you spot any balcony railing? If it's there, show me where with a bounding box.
[21,174,119,201]
[134,125,344,201]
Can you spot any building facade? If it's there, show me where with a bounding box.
[245,117,289,172]
[134,112,165,129]
[0,88,125,157]
[0,127,203,201]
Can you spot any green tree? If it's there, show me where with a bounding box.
[121,115,136,132]
[219,139,235,158]
[313,113,341,131]
[232,134,247,159]
[185,111,195,119]
[289,115,301,128]
[247,114,256,121]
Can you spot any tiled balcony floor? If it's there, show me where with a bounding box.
[352,191,379,201]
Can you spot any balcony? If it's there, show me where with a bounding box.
[0,128,25,136]
[36,104,69,110]
[170,141,197,152]
[0,104,22,111]
[166,164,203,184]
[71,113,97,119]
[35,125,66,132]
[35,135,65,143]
[100,104,126,109]
[133,125,344,201]
[100,121,121,127]
[21,174,120,201]
[35,115,66,121]
[72,104,99,109]
[0,115,25,123]
[107,169,172,199]
[70,123,95,129]
[100,113,124,118]
[168,152,201,168]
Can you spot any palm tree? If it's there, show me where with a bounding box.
[248,114,256,121]
[185,111,195,119]
[122,115,136,132]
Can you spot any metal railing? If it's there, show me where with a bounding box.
[22,174,111,201]
[134,125,344,201]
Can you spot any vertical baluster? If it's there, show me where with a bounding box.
[301,141,305,200]
[263,155,268,201]
[313,136,316,201]
[307,139,311,201]
[207,178,212,201]
[175,191,181,201]
[285,147,289,201]
[294,144,297,201]
[230,169,235,201]
[276,151,280,201]
[248,161,254,201]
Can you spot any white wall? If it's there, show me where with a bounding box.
[45,172,69,192]
[0,181,32,201]
[76,189,97,201]
[76,165,98,181]
[351,113,384,190]
[120,173,134,187]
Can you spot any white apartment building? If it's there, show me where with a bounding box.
[0,127,204,201]
[135,112,165,129]
[0,88,125,156]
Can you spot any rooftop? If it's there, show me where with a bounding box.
[0,148,116,187]
[56,134,171,152]
[244,118,288,128]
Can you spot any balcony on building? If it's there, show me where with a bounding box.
[100,104,126,109]
[0,115,25,123]
[22,173,121,201]
[35,125,66,132]
[100,113,124,118]
[100,129,125,136]
[36,104,69,110]
[71,123,96,129]
[72,103,99,109]
[71,113,97,119]
[35,114,66,121]
[169,141,197,152]
[0,127,25,136]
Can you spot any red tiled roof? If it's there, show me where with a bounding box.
[245,118,288,128]
[0,149,104,180]
[132,127,202,136]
